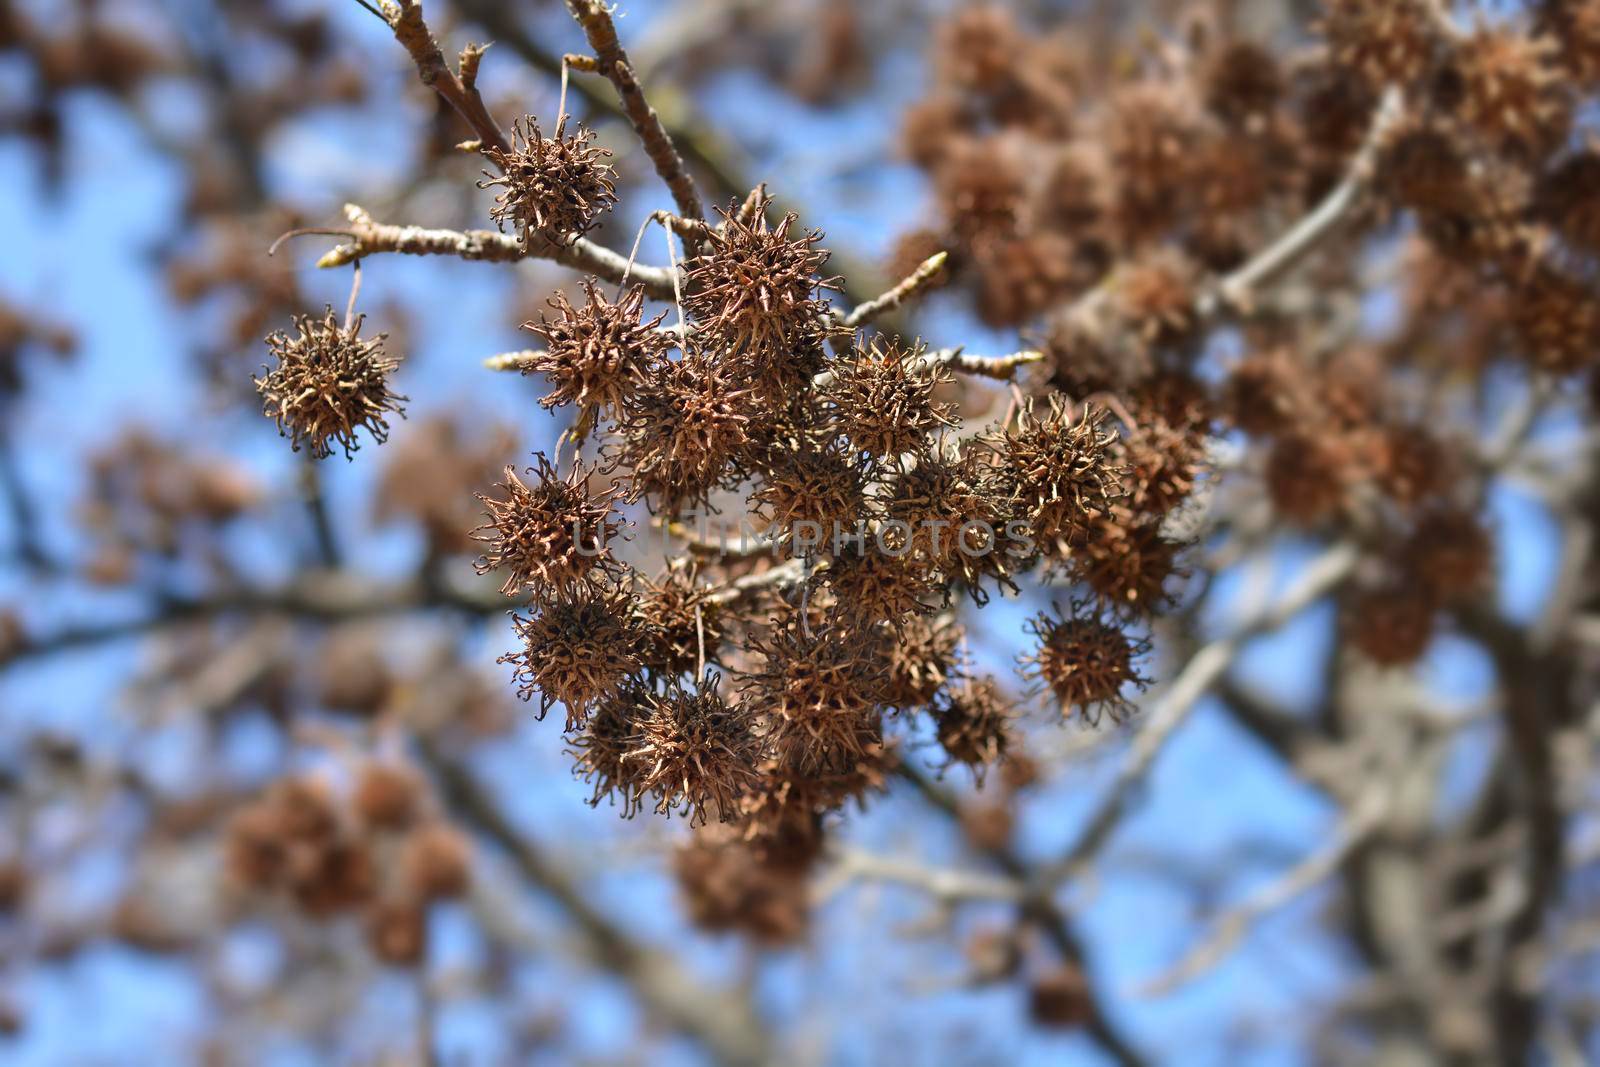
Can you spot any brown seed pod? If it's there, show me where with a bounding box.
[521,280,671,416]
[1535,147,1600,254]
[1030,964,1094,1029]
[1224,347,1310,437]
[256,308,405,460]
[1265,429,1358,525]
[935,136,1028,246]
[684,198,837,362]
[881,443,1024,602]
[901,95,970,169]
[1021,601,1150,723]
[631,677,763,825]
[500,586,645,727]
[1204,39,1286,124]
[1511,264,1600,375]
[1370,423,1450,507]
[1001,399,1123,554]
[352,762,423,831]
[480,117,618,242]
[1406,508,1494,601]
[636,564,726,679]
[742,616,889,769]
[935,5,1022,93]
[1318,0,1441,88]
[816,543,939,630]
[615,349,755,514]
[1445,25,1569,154]
[933,676,1014,781]
[882,614,963,710]
[1102,81,1201,240]
[472,454,625,599]
[1115,411,1207,519]
[401,822,472,901]
[673,823,810,946]
[1113,250,1201,353]
[365,896,427,967]
[751,443,867,547]
[1540,0,1600,84]
[825,337,956,462]
[1346,580,1437,666]
[567,682,650,816]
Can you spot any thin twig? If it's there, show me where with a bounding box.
[844,251,948,328]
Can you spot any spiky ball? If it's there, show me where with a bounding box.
[522,281,670,415]
[473,454,624,599]
[1001,400,1122,553]
[256,309,405,460]
[684,199,837,362]
[501,587,644,727]
[481,117,618,242]
[825,338,956,461]
[1021,602,1150,723]
[617,350,755,514]
[631,679,763,825]
[934,677,1014,780]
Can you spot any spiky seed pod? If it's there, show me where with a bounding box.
[629,679,763,826]
[817,544,940,629]
[1204,39,1286,124]
[1224,348,1310,437]
[1510,265,1600,375]
[352,763,423,831]
[480,117,618,242]
[1318,0,1440,88]
[1446,25,1569,153]
[1345,580,1437,666]
[365,896,427,966]
[292,840,378,918]
[1021,602,1150,723]
[1535,148,1600,253]
[883,615,962,710]
[825,338,956,462]
[1406,508,1494,601]
[401,822,471,901]
[500,586,644,727]
[616,350,755,514]
[674,824,810,945]
[1001,400,1123,553]
[1540,0,1600,84]
[902,94,969,169]
[684,200,837,361]
[933,677,1013,780]
[1043,314,1144,399]
[935,5,1021,93]
[880,444,1023,601]
[521,281,670,415]
[742,617,889,769]
[636,565,726,678]
[256,309,405,460]
[1075,512,1184,614]
[971,231,1084,327]
[1266,429,1357,524]
[1377,119,1473,216]
[567,683,650,815]
[1370,423,1449,507]
[936,136,1028,244]
[1103,82,1200,239]
[751,444,866,547]
[1116,413,1207,519]
[472,454,625,599]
